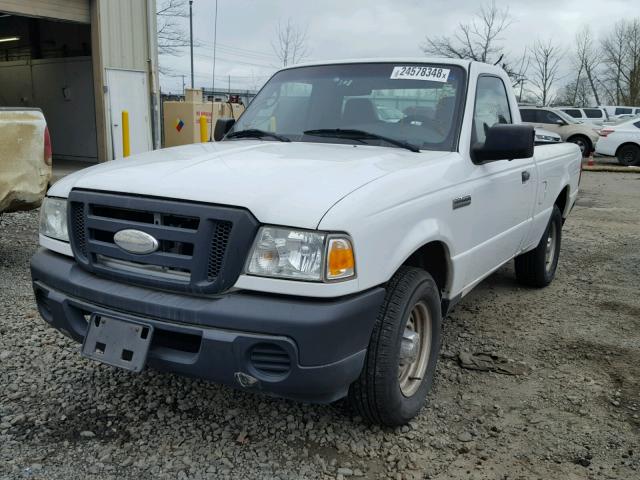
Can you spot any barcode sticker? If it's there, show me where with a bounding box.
[390,66,450,82]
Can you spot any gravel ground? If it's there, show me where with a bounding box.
[1,171,639,480]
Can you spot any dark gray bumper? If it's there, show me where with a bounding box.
[30,248,385,403]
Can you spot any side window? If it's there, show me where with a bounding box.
[615,107,632,115]
[584,108,603,119]
[563,109,582,118]
[473,76,512,143]
[634,121,640,129]
[520,109,536,122]
[540,110,562,124]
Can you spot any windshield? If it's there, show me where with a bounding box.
[229,63,466,152]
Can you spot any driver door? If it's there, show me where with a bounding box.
[464,75,537,287]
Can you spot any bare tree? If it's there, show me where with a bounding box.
[157,0,190,56]
[557,77,591,107]
[600,19,640,105]
[529,39,564,106]
[420,1,512,64]
[272,19,310,67]
[574,27,602,105]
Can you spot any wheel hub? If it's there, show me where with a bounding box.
[398,301,432,397]
[544,221,557,273]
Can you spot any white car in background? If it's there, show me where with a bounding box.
[596,118,640,166]
[535,128,562,145]
[520,106,600,156]
[557,107,608,126]
[599,105,640,119]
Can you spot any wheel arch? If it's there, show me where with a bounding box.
[401,240,452,297]
[555,184,570,218]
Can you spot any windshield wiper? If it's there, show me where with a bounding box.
[303,129,420,153]
[226,129,291,142]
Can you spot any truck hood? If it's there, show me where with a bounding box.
[50,141,448,229]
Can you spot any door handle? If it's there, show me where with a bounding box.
[521,170,531,183]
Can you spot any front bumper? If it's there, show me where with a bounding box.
[31,248,385,403]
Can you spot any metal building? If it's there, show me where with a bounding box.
[0,0,159,164]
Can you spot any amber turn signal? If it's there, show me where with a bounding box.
[326,237,355,280]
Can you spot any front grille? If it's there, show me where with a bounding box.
[70,202,87,259]
[249,343,292,377]
[67,190,258,294]
[207,221,232,281]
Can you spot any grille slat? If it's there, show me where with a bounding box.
[67,190,259,294]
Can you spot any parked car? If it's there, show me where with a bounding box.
[599,105,640,119]
[596,118,640,166]
[0,108,52,214]
[556,106,609,126]
[519,106,600,156]
[535,127,562,145]
[31,59,581,426]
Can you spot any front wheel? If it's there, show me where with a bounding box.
[616,144,640,166]
[514,205,562,287]
[348,267,442,426]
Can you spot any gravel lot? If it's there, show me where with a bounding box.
[1,171,639,480]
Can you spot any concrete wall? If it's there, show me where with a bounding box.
[0,0,90,23]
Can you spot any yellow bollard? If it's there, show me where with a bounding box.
[199,115,208,143]
[122,110,131,157]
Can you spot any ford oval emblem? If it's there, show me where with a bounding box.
[113,229,159,255]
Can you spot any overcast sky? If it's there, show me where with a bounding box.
[158,0,638,94]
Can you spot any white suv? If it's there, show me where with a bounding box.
[557,107,608,126]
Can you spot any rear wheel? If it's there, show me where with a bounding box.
[616,144,640,166]
[515,205,562,287]
[567,135,592,157]
[348,267,442,426]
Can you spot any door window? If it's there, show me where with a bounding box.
[519,109,537,122]
[538,110,563,125]
[563,109,582,118]
[584,108,603,119]
[473,76,512,143]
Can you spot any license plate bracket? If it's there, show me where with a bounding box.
[82,315,153,372]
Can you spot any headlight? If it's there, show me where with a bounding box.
[40,197,69,242]
[246,227,355,282]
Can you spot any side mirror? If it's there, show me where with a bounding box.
[213,118,236,141]
[472,124,534,164]
[555,119,566,126]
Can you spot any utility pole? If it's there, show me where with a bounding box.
[181,75,186,94]
[189,0,194,88]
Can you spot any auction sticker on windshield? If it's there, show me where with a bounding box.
[390,66,450,82]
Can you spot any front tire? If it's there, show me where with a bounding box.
[616,144,640,166]
[348,267,442,426]
[515,205,562,287]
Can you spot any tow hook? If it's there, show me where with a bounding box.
[235,372,259,388]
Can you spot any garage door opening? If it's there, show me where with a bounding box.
[0,13,98,166]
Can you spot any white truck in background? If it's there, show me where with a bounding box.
[31,59,581,426]
[0,108,52,214]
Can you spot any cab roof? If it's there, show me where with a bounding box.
[278,57,484,72]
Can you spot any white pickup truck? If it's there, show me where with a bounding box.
[31,59,581,426]
[0,108,52,214]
